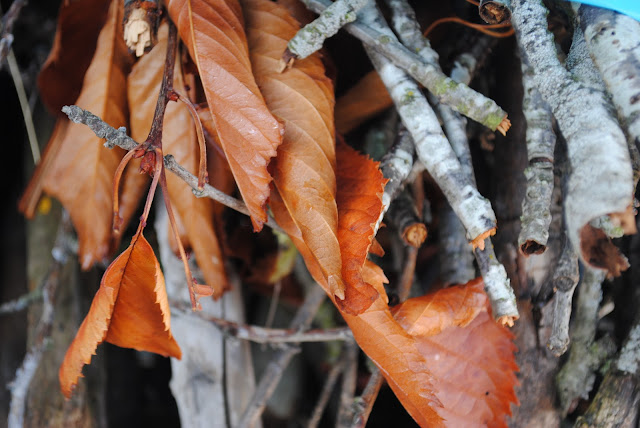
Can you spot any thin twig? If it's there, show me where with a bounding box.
[336,340,359,427]
[308,350,349,428]
[60,105,284,233]
[173,302,352,343]
[300,0,510,133]
[547,236,580,356]
[7,212,73,428]
[358,3,497,248]
[350,368,384,428]
[237,284,327,427]
[0,288,43,316]
[7,49,39,163]
[284,0,368,62]
[0,0,26,67]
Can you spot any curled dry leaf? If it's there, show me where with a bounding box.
[167,0,283,231]
[245,0,346,300]
[392,279,519,427]
[29,0,134,269]
[59,227,181,399]
[128,23,228,297]
[335,70,393,135]
[342,261,443,427]
[335,142,386,313]
[38,0,112,114]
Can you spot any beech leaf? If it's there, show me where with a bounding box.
[38,0,112,114]
[167,0,284,231]
[392,280,519,427]
[59,228,181,399]
[335,141,386,314]
[128,23,227,297]
[41,0,134,269]
[245,0,346,301]
[335,70,393,135]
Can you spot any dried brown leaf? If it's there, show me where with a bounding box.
[167,0,283,231]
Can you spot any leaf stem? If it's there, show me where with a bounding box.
[111,148,140,233]
[172,89,208,190]
[160,165,201,311]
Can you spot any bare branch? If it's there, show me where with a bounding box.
[556,267,616,415]
[547,237,580,356]
[350,368,384,428]
[300,0,510,132]
[510,0,633,276]
[8,213,73,428]
[237,282,327,427]
[61,105,284,233]
[285,0,368,61]
[577,5,640,149]
[0,0,26,67]
[173,303,352,344]
[308,350,349,428]
[518,58,556,255]
[0,288,42,316]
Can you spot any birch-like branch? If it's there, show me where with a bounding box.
[285,0,369,61]
[301,0,511,133]
[385,0,516,321]
[61,105,283,233]
[518,59,556,255]
[577,5,640,148]
[358,3,497,248]
[510,0,633,276]
[556,267,616,415]
[547,237,580,356]
[378,128,414,215]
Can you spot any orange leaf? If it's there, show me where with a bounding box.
[245,0,345,300]
[38,0,112,114]
[128,23,228,297]
[40,0,134,269]
[335,70,393,135]
[59,228,181,399]
[335,142,386,314]
[341,261,444,427]
[167,0,283,231]
[392,280,519,427]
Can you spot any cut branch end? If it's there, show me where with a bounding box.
[496,116,511,136]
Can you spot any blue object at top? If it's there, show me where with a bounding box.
[571,0,640,22]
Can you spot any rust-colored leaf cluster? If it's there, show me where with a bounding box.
[23,0,519,424]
